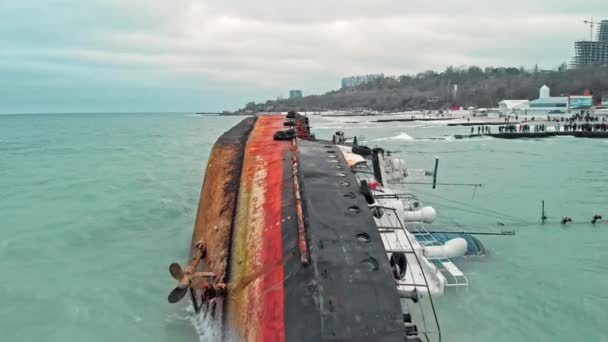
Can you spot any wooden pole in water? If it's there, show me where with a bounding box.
[541,200,547,224]
[432,156,439,189]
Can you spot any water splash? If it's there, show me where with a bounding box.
[188,305,221,342]
[371,132,415,141]
[188,303,240,342]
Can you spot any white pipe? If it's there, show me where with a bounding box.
[402,206,437,223]
[423,238,468,259]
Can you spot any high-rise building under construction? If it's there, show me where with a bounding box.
[572,20,608,68]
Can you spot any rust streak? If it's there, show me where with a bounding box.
[229,252,294,293]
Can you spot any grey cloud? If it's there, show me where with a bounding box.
[1,0,605,112]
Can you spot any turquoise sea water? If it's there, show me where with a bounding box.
[1,113,607,341]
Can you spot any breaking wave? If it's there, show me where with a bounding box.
[370,132,415,141]
[189,304,241,342]
[414,135,495,142]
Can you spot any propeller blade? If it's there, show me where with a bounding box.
[168,286,188,303]
[169,263,183,280]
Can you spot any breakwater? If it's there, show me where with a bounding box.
[374,117,455,123]
[489,131,608,139]
[455,131,608,139]
[447,121,519,127]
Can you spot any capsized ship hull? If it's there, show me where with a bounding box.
[170,113,424,342]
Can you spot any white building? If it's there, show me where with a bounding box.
[499,85,570,118]
[527,96,569,116]
[539,85,550,99]
[498,100,529,116]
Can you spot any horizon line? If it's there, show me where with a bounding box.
[0,111,223,116]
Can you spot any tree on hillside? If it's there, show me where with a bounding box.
[236,65,608,113]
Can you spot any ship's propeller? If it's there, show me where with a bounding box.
[166,241,288,305]
[168,285,189,303]
[168,262,190,303]
[167,262,218,303]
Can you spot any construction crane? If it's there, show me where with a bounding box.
[583,17,596,41]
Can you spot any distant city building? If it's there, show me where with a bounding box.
[572,20,608,68]
[599,20,608,42]
[602,93,608,106]
[528,96,569,115]
[341,73,384,89]
[527,85,569,115]
[569,95,593,109]
[498,100,529,116]
[499,85,595,116]
[289,90,303,99]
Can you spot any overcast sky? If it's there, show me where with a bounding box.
[1,1,605,113]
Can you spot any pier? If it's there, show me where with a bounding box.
[455,131,608,139]
[454,134,482,139]
[488,131,608,139]
[374,117,455,123]
[447,121,519,127]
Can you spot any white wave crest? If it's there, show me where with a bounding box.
[412,135,495,142]
[370,132,415,141]
[188,303,240,342]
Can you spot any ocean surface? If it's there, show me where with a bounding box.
[1,112,607,342]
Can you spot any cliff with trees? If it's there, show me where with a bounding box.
[233,64,608,113]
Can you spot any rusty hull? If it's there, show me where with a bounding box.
[191,117,256,282]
